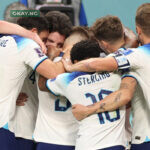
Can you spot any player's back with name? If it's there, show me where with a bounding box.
[46,71,126,149]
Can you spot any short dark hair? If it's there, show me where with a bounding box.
[45,11,73,38]
[91,15,124,43]
[70,40,103,63]
[17,16,49,33]
[136,3,150,37]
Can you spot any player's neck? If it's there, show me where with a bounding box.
[109,40,125,53]
[143,37,150,45]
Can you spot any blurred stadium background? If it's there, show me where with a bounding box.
[0,0,150,32]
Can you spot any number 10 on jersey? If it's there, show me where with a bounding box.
[85,89,120,124]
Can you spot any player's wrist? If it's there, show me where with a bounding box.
[87,103,99,116]
[30,32,37,41]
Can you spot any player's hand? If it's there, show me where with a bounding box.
[72,104,89,121]
[32,33,47,54]
[62,45,73,60]
[47,45,62,60]
[16,92,28,106]
[62,58,73,72]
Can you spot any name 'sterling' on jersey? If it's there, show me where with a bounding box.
[78,72,110,86]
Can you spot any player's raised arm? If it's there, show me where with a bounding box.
[72,76,137,121]
[63,56,118,72]
[0,20,47,53]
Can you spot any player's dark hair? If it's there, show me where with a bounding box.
[70,40,104,63]
[17,16,49,33]
[45,11,73,38]
[91,15,124,43]
[136,3,150,37]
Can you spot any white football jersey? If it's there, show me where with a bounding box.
[9,71,39,140]
[0,35,47,127]
[113,44,150,143]
[46,71,126,150]
[125,107,132,149]
[33,74,78,146]
[9,54,67,141]
[131,84,150,144]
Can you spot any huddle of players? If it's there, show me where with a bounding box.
[0,2,150,150]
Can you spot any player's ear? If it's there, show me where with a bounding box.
[100,40,109,50]
[136,25,142,35]
[31,28,38,33]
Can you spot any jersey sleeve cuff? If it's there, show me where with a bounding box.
[59,52,64,57]
[33,56,48,71]
[46,80,59,96]
[121,74,138,82]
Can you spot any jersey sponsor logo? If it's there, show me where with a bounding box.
[0,39,8,47]
[34,48,45,57]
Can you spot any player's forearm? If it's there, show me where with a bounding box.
[36,59,58,79]
[0,21,33,37]
[0,21,47,53]
[38,63,64,91]
[94,76,137,113]
[86,90,132,116]
[55,61,65,73]
[36,59,64,79]
[64,57,118,72]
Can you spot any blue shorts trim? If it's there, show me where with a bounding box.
[131,142,150,150]
[16,137,36,150]
[36,142,75,150]
[0,128,36,150]
[98,145,125,150]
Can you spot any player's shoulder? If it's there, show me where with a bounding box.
[137,43,150,55]
[121,44,150,56]
[55,71,89,84]
[11,35,37,45]
[0,34,16,43]
[116,47,136,56]
[119,44,150,54]
[9,35,39,51]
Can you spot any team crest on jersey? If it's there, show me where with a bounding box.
[34,48,44,57]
